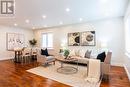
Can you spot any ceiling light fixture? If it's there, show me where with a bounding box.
[100,0,108,3]
[42,15,47,19]
[79,18,83,22]
[25,19,30,23]
[14,23,18,26]
[44,25,47,27]
[59,21,63,25]
[66,8,70,12]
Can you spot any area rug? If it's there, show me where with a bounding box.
[27,61,100,87]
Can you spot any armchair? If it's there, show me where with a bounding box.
[101,51,112,80]
[37,49,55,66]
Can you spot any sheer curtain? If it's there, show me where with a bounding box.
[42,33,53,49]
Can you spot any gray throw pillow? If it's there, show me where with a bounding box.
[84,50,92,58]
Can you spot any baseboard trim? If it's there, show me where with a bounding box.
[0,57,13,61]
[111,62,123,66]
[123,64,130,81]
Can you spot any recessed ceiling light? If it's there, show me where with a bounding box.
[79,18,83,22]
[44,25,47,27]
[100,0,108,3]
[25,19,30,23]
[14,23,18,26]
[59,21,63,25]
[42,15,47,19]
[66,8,70,12]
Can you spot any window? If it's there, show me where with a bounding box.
[125,17,130,54]
[42,33,53,49]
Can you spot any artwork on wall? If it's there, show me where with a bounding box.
[68,32,80,46]
[68,31,96,46]
[6,33,25,50]
[81,31,95,46]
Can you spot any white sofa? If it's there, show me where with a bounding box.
[101,52,112,79]
[70,51,112,79]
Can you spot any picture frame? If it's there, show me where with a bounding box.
[6,33,25,51]
[81,31,96,46]
[68,32,80,46]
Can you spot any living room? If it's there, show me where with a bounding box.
[0,0,130,87]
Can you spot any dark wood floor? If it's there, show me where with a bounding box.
[0,60,129,87]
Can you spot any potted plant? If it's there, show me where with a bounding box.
[29,38,37,47]
[64,49,70,59]
[29,39,37,60]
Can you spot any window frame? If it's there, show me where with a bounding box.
[125,15,130,58]
[41,33,53,49]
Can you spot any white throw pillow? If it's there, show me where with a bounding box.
[69,50,75,56]
[79,50,86,57]
[75,50,80,56]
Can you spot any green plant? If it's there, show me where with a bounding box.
[29,39,37,47]
[64,49,70,59]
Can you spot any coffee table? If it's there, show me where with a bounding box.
[56,58,78,74]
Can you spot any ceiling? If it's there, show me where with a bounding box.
[0,0,129,29]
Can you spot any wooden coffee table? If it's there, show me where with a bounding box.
[56,58,78,74]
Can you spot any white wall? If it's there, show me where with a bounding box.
[0,25,33,60]
[34,17,125,66]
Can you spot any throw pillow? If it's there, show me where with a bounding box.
[84,50,92,58]
[97,52,106,62]
[41,48,49,56]
[69,50,75,56]
[75,50,80,56]
[79,50,86,57]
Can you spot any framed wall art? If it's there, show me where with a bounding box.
[68,32,80,46]
[81,31,95,46]
[6,33,25,50]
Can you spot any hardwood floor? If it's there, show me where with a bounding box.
[0,60,129,87]
[101,66,130,87]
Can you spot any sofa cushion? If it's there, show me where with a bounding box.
[41,48,49,56]
[75,50,80,56]
[69,49,80,57]
[97,52,106,62]
[69,50,75,56]
[85,50,92,58]
[79,50,86,57]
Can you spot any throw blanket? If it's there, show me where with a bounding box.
[85,59,100,83]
